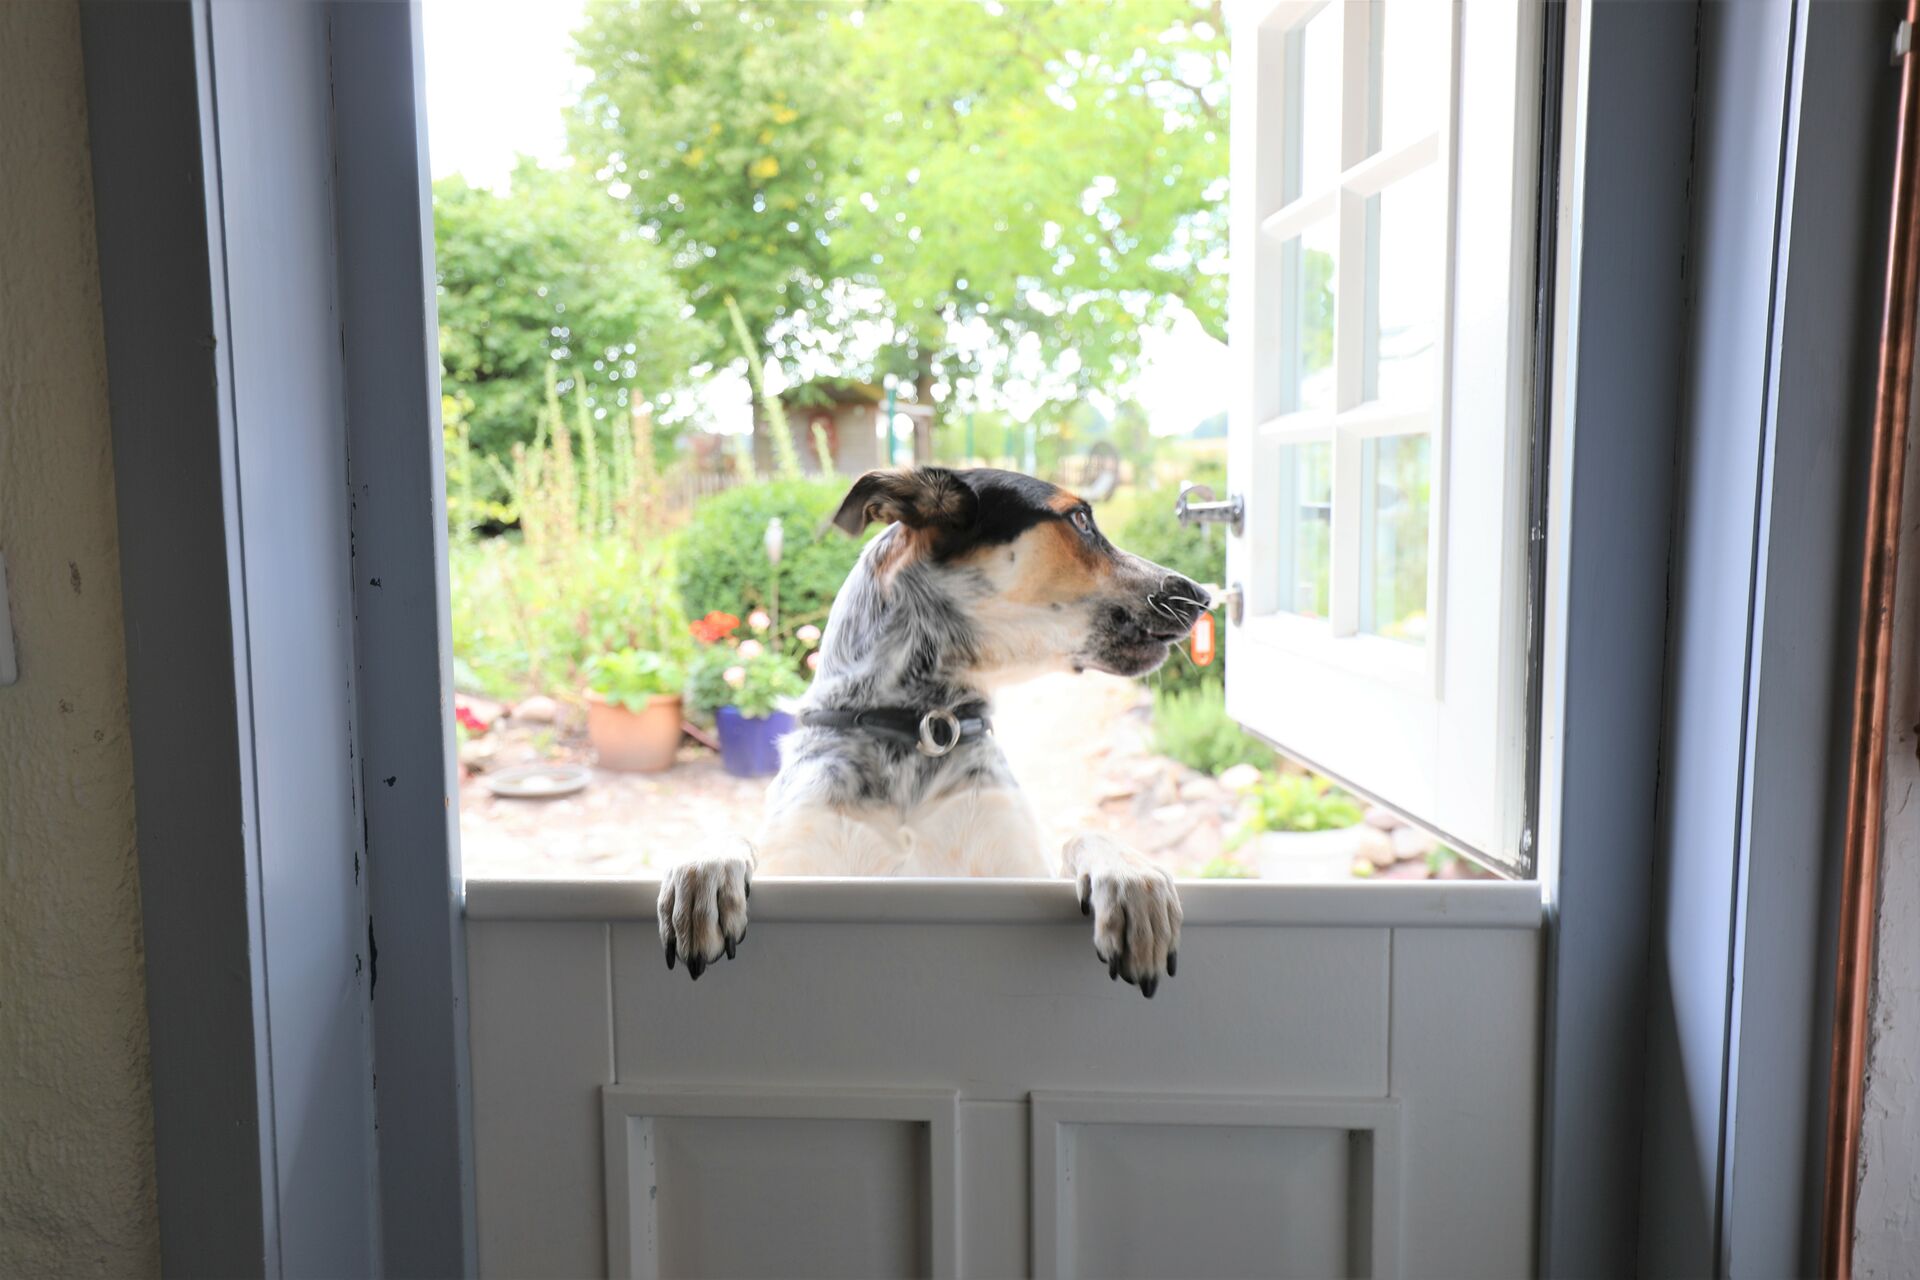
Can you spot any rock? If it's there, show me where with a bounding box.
[1179,777,1221,803]
[1176,821,1221,863]
[512,694,561,724]
[1355,825,1396,868]
[1218,763,1263,793]
[1378,858,1434,881]
[1148,803,1190,825]
[1364,805,1402,831]
[458,737,498,769]
[1391,825,1437,859]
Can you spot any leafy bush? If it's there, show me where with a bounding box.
[451,536,690,701]
[584,648,685,709]
[1234,773,1363,843]
[1108,484,1229,697]
[677,478,870,633]
[689,642,809,719]
[1150,686,1275,776]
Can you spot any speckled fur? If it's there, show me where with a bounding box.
[659,468,1202,995]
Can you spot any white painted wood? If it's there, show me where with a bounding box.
[959,1101,1029,1279]
[601,1086,957,1280]
[1227,0,1544,863]
[1031,1092,1402,1279]
[466,888,1541,1277]
[464,875,1544,930]
[1390,927,1541,1276]
[467,921,615,1279]
[608,922,1390,1104]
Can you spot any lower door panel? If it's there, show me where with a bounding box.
[466,879,1541,1279]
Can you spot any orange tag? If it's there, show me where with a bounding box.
[1190,612,1216,666]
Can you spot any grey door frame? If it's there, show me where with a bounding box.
[83,1,472,1274]
[78,0,1888,1275]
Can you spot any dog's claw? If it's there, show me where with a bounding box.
[665,937,677,970]
[1167,951,1178,977]
[688,955,706,981]
[724,935,736,961]
[1073,833,1182,1000]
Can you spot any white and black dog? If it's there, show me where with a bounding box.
[657,466,1209,997]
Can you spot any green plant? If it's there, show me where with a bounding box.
[584,648,685,710]
[1234,773,1364,844]
[1197,854,1258,880]
[676,478,870,631]
[690,641,807,719]
[1151,687,1275,776]
[450,536,690,701]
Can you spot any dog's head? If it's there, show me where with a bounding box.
[830,466,1209,683]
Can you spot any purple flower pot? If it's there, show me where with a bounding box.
[715,705,796,778]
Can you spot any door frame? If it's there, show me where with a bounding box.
[80,0,1887,1274]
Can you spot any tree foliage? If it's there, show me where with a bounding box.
[433,160,710,470]
[838,0,1228,393]
[568,0,1228,415]
[570,0,857,369]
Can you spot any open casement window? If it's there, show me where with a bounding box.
[1225,0,1541,871]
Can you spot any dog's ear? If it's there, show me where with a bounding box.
[830,467,978,536]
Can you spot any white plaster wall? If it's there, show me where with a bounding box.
[1856,402,1920,1277]
[0,0,162,1273]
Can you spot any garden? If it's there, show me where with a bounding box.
[430,0,1484,884]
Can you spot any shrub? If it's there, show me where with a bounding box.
[451,536,690,701]
[1150,686,1275,776]
[1108,484,1230,697]
[677,478,871,633]
[1233,773,1364,844]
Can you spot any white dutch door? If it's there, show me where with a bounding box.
[466,3,1552,1276]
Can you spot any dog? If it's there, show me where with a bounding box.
[656,466,1209,997]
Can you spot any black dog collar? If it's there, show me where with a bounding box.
[798,703,993,757]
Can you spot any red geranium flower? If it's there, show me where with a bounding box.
[690,611,740,644]
[455,705,490,735]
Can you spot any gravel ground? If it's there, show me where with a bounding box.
[457,671,1489,883]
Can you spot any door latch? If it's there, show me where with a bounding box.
[1174,483,1244,536]
[1198,582,1244,627]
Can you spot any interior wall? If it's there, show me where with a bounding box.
[0,0,160,1273]
[1855,395,1920,1276]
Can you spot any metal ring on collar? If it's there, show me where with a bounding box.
[917,707,962,757]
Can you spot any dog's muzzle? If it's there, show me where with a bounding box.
[798,703,993,757]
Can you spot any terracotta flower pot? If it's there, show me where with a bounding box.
[585,693,684,773]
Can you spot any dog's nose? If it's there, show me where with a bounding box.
[1148,574,1208,633]
[1161,574,1207,619]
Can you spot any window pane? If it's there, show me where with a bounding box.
[1278,441,1333,618]
[1363,167,1442,405]
[1367,0,1449,157]
[1284,4,1342,202]
[1280,219,1338,415]
[1360,433,1430,642]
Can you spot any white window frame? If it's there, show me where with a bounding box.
[1226,0,1542,865]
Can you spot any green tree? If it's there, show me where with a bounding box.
[838,0,1229,409]
[570,0,858,369]
[566,0,1229,437]
[433,160,711,476]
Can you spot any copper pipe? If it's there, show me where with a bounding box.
[1823,4,1920,1274]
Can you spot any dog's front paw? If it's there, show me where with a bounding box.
[657,837,754,981]
[1068,833,1182,998]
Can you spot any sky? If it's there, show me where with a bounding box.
[418,0,1229,438]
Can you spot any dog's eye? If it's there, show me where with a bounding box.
[1070,509,1093,535]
